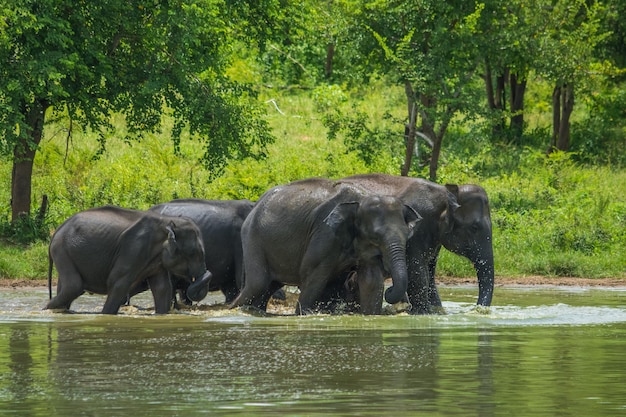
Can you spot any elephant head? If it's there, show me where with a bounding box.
[162,221,213,302]
[441,184,494,306]
[324,194,421,306]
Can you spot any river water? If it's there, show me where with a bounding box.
[1,285,626,416]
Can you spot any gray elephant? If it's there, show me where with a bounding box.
[45,206,211,314]
[230,177,420,315]
[338,174,494,314]
[312,270,360,314]
[148,198,253,303]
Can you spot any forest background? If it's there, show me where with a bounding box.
[0,0,625,282]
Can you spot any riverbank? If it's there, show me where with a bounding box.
[3,275,626,290]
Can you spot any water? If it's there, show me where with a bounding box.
[1,285,626,416]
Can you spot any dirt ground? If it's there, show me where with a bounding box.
[2,275,626,290]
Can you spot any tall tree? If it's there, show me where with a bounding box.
[0,0,275,222]
[354,1,486,180]
[259,0,354,86]
[536,0,608,153]
[480,0,539,140]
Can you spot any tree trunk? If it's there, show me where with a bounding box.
[428,112,453,183]
[557,83,574,151]
[483,60,507,135]
[11,99,48,222]
[549,83,574,153]
[484,59,496,110]
[509,72,527,139]
[495,69,507,113]
[401,81,417,177]
[429,132,443,182]
[418,94,438,181]
[549,85,561,153]
[325,42,335,79]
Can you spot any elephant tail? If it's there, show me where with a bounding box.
[47,251,53,300]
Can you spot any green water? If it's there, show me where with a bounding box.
[1,286,626,416]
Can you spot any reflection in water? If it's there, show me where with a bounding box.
[8,326,34,401]
[0,287,626,416]
[477,329,495,417]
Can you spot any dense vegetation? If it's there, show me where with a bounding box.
[1,0,625,281]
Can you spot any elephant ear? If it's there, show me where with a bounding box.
[441,185,461,235]
[323,201,359,233]
[445,184,460,198]
[403,205,422,239]
[164,222,179,255]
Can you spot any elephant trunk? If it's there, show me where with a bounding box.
[474,247,494,306]
[186,270,212,302]
[383,242,409,305]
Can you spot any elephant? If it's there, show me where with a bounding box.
[148,198,254,304]
[312,269,360,314]
[230,177,421,315]
[337,174,494,314]
[45,206,212,314]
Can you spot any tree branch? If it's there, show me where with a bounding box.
[269,44,313,78]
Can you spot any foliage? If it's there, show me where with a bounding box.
[352,0,488,179]
[0,240,48,279]
[570,80,626,166]
[0,1,625,280]
[530,0,609,84]
[1,84,625,280]
[314,83,405,168]
[0,0,275,222]
[257,0,358,86]
[598,0,626,69]
[483,150,626,278]
[0,215,50,245]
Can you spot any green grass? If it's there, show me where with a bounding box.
[0,240,48,280]
[1,83,625,281]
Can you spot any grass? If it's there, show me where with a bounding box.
[0,240,48,280]
[0,82,625,281]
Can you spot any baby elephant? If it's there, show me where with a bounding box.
[45,206,211,314]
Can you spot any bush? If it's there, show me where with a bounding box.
[571,82,626,167]
[0,214,50,245]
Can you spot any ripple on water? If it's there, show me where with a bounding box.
[1,287,626,328]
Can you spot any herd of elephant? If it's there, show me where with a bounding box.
[45,173,494,315]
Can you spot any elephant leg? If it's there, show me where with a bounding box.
[170,277,191,308]
[46,255,84,311]
[427,253,442,308]
[357,263,384,315]
[102,279,134,314]
[220,280,240,304]
[234,246,246,292]
[406,250,431,314]
[297,262,338,315]
[231,243,275,310]
[297,278,329,315]
[176,288,193,307]
[127,280,150,306]
[148,273,173,314]
[231,279,272,310]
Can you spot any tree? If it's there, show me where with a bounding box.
[0,0,275,222]
[480,0,540,140]
[258,0,355,86]
[478,0,611,155]
[599,0,626,70]
[535,0,608,153]
[354,1,486,180]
